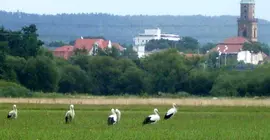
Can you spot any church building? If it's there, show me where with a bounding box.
[210,0,267,65]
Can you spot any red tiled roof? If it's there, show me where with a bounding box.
[112,43,124,51]
[53,45,74,60]
[214,44,244,53]
[53,38,124,60]
[74,39,104,52]
[210,37,250,54]
[222,36,249,44]
[101,40,109,50]
[54,45,74,52]
[74,39,124,52]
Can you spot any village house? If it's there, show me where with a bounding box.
[210,37,267,65]
[53,45,74,60]
[53,38,124,59]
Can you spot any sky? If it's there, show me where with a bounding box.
[1,0,269,21]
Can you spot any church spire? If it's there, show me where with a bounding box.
[237,0,258,42]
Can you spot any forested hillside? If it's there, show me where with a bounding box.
[1,11,270,44]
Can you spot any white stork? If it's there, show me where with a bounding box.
[65,104,75,123]
[164,103,177,120]
[142,108,160,125]
[7,104,17,119]
[107,108,118,125]
[115,109,121,122]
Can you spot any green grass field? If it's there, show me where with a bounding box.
[0,103,270,140]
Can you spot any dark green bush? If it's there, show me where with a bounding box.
[0,80,32,97]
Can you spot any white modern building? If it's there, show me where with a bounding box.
[133,28,181,58]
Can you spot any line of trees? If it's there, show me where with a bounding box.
[1,24,270,97]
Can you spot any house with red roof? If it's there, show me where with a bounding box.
[53,38,124,59]
[209,37,267,65]
[53,45,74,60]
[74,38,124,55]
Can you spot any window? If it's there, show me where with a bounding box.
[254,28,257,38]
[244,16,247,19]
[243,30,247,37]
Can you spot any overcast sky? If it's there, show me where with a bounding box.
[1,0,269,20]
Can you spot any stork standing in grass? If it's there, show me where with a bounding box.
[164,103,177,120]
[108,108,118,125]
[65,104,75,123]
[142,108,160,125]
[115,109,121,122]
[7,104,17,119]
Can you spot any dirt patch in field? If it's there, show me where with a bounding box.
[1,97,270,106]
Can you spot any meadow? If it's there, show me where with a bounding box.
[0,103,270,140]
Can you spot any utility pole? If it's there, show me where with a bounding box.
[224,45,228,66]
[225,53,227,66]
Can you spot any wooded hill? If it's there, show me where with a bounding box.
[1,11,270,44]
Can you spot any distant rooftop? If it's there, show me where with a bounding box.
[241,0,255,4]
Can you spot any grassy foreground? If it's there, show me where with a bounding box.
[0,104,270,140]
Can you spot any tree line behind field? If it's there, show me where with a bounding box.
[1,24,270,97]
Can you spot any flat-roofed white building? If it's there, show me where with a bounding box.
[133,28,181,58]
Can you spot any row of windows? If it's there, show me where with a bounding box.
[136,39,149,43]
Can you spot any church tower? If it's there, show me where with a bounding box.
[237,0,258,42]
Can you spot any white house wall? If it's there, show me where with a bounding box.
[144,29,161,35]
[134,36,160,46]
[237,51,264,65]
[137,45,146,58]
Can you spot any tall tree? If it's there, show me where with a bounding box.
[58,65,90,93]
[7,24,44,58]
[97,46,121,59]
[243,42,262,54]
[200,43,216,54]
[142,48,191,93]
[21,56,59,92]
[122,47,138,60]
[0,41,7,79]
[48,41,67,47]
[178,37,199,52]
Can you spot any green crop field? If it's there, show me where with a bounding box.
[0,103,270,140]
